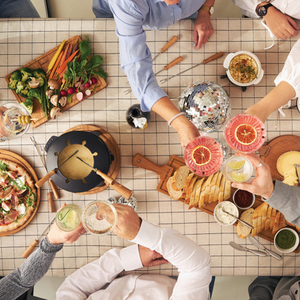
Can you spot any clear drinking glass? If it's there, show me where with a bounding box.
[55,204,82,232]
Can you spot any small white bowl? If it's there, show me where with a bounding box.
[223,51,264,87]
[274,228,299,253]
[214,201,239,226]
[233,189,255,210]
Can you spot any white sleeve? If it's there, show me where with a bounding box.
[56,244,142,300]
[231,0,260,18]
[131,221,212,300]
[274,39,300,99]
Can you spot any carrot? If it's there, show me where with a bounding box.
[47,40,66,73]
[57,50,79,75]
[49,51,64,80]
[59,44,70,68]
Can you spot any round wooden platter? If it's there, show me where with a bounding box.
[64,125,121,195]
[258,135,300,181]
[0,150,40,237]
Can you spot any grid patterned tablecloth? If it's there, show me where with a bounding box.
[0,18,300,277]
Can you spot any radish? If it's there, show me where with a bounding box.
[60,90,67,97]
[80,84,85,90]
[67,87,75,95]
[75,82,81,88]
[85,89,91,96]
[91,78,97,84]
[76,92,84,101]
[84,82,91,88]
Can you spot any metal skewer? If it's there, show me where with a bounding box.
[152,35,178,62]
[160,51,224,84]
[124,56,183,95]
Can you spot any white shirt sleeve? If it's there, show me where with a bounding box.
[274,39,300,99]
[56,244,142,300]
[131,220,212,300]
[231,0,260,18]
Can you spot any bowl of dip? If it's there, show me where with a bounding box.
[233,189,255,210]
[223,51,264,87]
[214,201,239,226]
[274,228,299,253]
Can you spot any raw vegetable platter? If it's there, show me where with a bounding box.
[5,35,107,128]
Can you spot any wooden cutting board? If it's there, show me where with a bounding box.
[132,153,300,252]
[0,150,40,237]
[5,35,107,128]
[258,135,300,181]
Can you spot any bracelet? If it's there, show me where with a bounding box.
[168,112,186,127]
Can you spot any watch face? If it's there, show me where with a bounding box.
[258,6,267,16]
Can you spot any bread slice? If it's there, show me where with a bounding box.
[203,174,214,205]
[223,179,231,201]
[208,172,219,203]
[272,211,281,235]
[260,203,268,230]
[237,208,254,239]
[218,176,226,203]
[257,209,262,235]
[189,178,204,209]
[265,205,273,231]
[199,177,211,208]
[270,208,277,229]
[278,213,286,231]
[182,173,194,197]
[252,210,258,237]
[167,176,183,200]
[171,166,190,191]
[185,176,198,204]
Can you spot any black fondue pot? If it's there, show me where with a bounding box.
[45,131,113,193]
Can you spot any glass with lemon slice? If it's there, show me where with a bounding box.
[56,204,82,232]
[224,155,254,183]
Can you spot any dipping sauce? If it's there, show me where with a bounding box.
[275,229,296,249]
[215,201,238,225]
[229,54,258,83]
[234,189,254,209]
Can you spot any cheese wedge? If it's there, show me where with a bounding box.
[277,151,300,186]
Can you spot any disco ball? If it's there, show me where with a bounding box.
[178,81,231,133]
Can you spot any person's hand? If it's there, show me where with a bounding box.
[194,10,215,49]
[231,153,274,199]
[264,7,298,39]
[138,245,168,267]
[113,204,141,240]
[171,115,200,147]
[47,204,86,245]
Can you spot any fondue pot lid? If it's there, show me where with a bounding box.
[46,131,112,193]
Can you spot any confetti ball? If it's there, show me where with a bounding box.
[178,81,231,133]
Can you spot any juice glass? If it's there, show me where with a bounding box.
[224,155,254,183]
[56,204,82,232]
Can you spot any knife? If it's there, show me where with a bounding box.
[76,157,133,200]
[248,236,282,260]
[229,241,267,256]
[22,215,56,258]
[222,209,254,229]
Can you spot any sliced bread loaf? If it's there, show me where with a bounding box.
[167,176,183,200]
[237,208,254,239]
[171,166,190,191]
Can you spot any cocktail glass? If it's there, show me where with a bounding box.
[224,113,266,154]
[0,102,30,142]
[185,136,224,177]
[224,155,254,183]
[55,204,82,232]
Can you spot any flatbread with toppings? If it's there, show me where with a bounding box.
[0,159,37,233]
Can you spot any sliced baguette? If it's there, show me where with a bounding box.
[208,172,219,203]
[223,179,231,201]
[218,176,226,203]
[260,203,268,230]
[167,176,183,200]
[213,172,223,202]
[189,178,204,209]
[270,208,277,229]
[257,209,262,235]
[185,176,198,204]
[278,213,286,231]
[203,174,214,205]
[171,166,190,191]
[252,210,258,237]
[272,211,281,235]
[237,208,254,239]
[199,177,211,208]
[265,205,273,231]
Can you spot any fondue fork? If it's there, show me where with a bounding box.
[76,157,133,200]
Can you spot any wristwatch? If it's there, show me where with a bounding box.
[256,3,273,17]
[199,5,214,15]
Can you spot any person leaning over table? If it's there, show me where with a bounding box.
[0,0,40,18]
[92,0,216,147]
[231,0,299,40]
[0,207,87,300]
[56,203,212,299]
[245,38,300,123]
[231,153,300,300]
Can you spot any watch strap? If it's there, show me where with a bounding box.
[256,3,273,17]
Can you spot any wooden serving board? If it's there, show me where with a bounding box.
[132,153,300,252]
[259,135,300,181]
[64,125,121,195]
[5,35,107,128]
[0,150,40,237]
